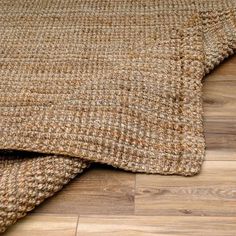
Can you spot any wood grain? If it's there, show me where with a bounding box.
[4,214,78,236]
[33,165,135,215]
[135,161,236,216]
[76,215,236,236]
[203,56,236,161]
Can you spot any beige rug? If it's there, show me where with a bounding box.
[0,0,236,232]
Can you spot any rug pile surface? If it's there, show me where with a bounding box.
[0,0,236,232]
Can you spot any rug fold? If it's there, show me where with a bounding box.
[0,0,236,233]
[0,151,89,232]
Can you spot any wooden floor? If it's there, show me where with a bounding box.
[4,57,236,235]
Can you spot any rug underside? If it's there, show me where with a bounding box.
[0,0,236,232]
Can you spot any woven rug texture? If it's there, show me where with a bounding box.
[0,0,236,232]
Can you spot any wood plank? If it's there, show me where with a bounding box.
[203,57,236,160]
[33,165,135,215]
[135,161,236,216]
[205,132,236,160]
[76,215,236,236]
[4,214,78,236]
[203,80,236,119]
[206,149,236,161]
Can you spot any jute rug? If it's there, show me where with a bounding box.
[0,0,236,232]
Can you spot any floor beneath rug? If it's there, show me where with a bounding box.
[4,56,236,236]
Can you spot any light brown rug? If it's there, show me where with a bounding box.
[0,0,236,232]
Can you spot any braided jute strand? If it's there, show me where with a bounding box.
[0,0,236,232]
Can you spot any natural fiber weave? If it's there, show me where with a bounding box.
[0,0,236,232]
[0,151,88,231]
